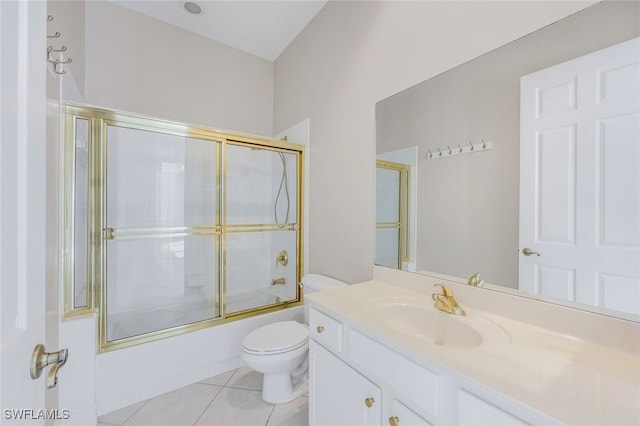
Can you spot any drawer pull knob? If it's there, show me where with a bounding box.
[389,416,399,426]
[365,397,375,408]
[316,325,325,334]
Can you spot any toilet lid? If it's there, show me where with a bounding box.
[242,321,309,353]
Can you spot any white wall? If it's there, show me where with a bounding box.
[273,1,596,284]
[84,1,274,137]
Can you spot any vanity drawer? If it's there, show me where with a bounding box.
[349,329,440,418]
[309,308,343,353]
[457,390,529,426]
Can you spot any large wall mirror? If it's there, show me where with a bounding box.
[375,1,640,321]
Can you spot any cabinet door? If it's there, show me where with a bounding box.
[389,400,433,426]
[309,341,381,426]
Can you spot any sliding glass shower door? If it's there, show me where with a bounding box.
[104,125,221,342]
[63,105,304,351]
[225,144,299,314]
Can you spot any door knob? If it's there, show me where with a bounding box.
[364,397,375,408]
[389,416,400,426]
[30,344,68,389]
[522,247,540,256]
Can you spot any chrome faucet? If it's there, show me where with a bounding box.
[432,284,466,316]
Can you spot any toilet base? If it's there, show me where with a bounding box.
[262,372,308,404]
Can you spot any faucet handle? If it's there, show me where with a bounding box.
[275,250,288,267]
[433,284,454,297]
[468,272,485,287]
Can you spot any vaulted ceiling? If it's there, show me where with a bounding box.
[110,1,327,61]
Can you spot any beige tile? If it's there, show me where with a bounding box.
[225,365,263,391]
[195,387,273,426]
[123,383,222,426]
[98,400,147,425]
[199,368,236,386]
[266,396,309,426]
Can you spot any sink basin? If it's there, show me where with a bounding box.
[371,298,510,348]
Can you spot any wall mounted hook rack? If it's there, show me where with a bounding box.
[426,139,492,160]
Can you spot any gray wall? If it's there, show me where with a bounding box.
[376,1,640,288]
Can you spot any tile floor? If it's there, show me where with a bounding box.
[97,366,308,426]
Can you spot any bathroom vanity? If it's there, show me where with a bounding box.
[306,275,640,426]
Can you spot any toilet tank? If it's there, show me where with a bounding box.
[301,274,348,323]
[301,274,348,294]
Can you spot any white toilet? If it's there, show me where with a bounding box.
[241,274,347,404]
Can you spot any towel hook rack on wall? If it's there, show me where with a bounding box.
[46,15,72,75]
[425,139,493,160]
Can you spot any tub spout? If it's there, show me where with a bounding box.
[272,278,286,286]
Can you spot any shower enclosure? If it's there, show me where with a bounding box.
[375,160,410,269]
[64,105,303,351]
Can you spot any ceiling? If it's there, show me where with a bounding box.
[110,1,328,61]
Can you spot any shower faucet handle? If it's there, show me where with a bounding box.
[275,250,288,267]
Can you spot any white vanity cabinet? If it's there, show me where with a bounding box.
[309,341,381,425]
[309,307,433,426]
[308,306,542,426]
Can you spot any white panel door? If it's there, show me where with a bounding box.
[0,0,48,420]
[520,37,640,315]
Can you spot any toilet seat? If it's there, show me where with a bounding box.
[242,321,309,355]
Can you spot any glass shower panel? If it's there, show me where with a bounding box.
[375,164,407,269]
[226,145,298,226]
[105,235,218,342]
[375,227,400,269]
[375,167,400,223]
[104,124,220,343]
[225,230,298,315]
[106,125,218,228]
[73,118,89,309]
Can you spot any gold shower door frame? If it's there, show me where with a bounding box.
[375,160,410,269]
[63,104,304,352]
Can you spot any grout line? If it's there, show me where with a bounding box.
[191,385,224,426]
[264,405,276,426]
[120,399,150,426]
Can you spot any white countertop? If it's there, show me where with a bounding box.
[307,280,640,425]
